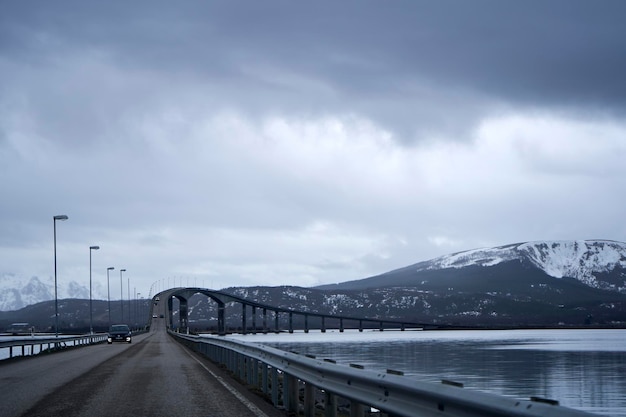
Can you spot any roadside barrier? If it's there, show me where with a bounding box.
[0,334,108,360]
[171,332,597,417]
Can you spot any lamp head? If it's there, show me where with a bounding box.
[107,267,115,271]
[90,245,100,250]
[53,215,69,221]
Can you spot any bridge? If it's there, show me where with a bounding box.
[153,287,437,335]
[0,288,599,417]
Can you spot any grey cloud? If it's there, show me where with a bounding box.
[3,1,625,142]
[1,1,626,292]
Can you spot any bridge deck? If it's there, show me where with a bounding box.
[0,319,285,417]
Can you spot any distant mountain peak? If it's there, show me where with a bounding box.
[318,239,626,294]
[423,239,626,287]
[0,273,107,311]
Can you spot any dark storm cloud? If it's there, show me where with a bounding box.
[2,0,626,292]
[2,1,625,140]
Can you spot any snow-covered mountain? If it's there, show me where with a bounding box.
[424,240,626,289]
[0,274,109,311]
[319,240,626,293]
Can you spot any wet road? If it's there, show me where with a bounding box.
[0,320,285,417]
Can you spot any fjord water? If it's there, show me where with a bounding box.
[225,329,626,417]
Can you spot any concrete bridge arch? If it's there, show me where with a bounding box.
[152,287,434,336]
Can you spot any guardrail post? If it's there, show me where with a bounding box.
[304,381,315,417]
[239,353,246,381]
[262,363,269,394]
[271,368,279,406]
[285,373,298,414]
[247,357,254,385]
[350,400,364,417]
[324,391,337,417]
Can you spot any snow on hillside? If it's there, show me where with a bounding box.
[422,240,626,287]
[0,273,109,311]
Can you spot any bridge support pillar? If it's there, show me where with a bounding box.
[179,298,188,333]
[274,311,279,333]
[263,308,268,333]
[167,297,173,330]
[321,316,326,333]
[340,318,344,332]
[242,304,247,335]
[218,302,225,335]
[304,314,309,333]
[252,306,257,334]
[289,312,293,333]
[359,320,363,332]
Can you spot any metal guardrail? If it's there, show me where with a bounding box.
[171,332,597,417]
[0,334,108,360]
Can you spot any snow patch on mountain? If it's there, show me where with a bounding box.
[0,273,108,311]
[422,240,626,287]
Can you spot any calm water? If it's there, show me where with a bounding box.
[223,329,626,417]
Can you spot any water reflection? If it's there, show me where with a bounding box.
[255,329,626,417]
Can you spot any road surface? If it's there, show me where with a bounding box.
[0,318,286,417]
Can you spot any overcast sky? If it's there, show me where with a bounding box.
[1,1,625,298]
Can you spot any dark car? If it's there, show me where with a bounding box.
[107,324,132,344]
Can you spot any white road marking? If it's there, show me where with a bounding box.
[183,348,271,417]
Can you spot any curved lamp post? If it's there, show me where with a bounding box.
[120,269,126,322]
[127,276,131,323]
[89,245,100,334]
[137,292,141,326]
[53,214,68,338]
[106,267,114,328]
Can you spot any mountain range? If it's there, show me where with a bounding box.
[0,273,109,311]
[2,240,626,329]
[318,239,626,292]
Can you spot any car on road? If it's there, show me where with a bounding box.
[107,324,132,344]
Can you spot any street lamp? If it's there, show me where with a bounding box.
[53,214,68,338]
[127,276,131,323]
[137,292,141,326]
[120,269,126,322]
[106,267,114,328]
[89,245,100,334]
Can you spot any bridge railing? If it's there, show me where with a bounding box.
[0,334,108,361]
[170,332,596,417]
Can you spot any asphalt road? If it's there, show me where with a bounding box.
[0,319,286,417]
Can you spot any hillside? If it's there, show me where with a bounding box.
[2,240,626,329]
[317,240,626,292]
